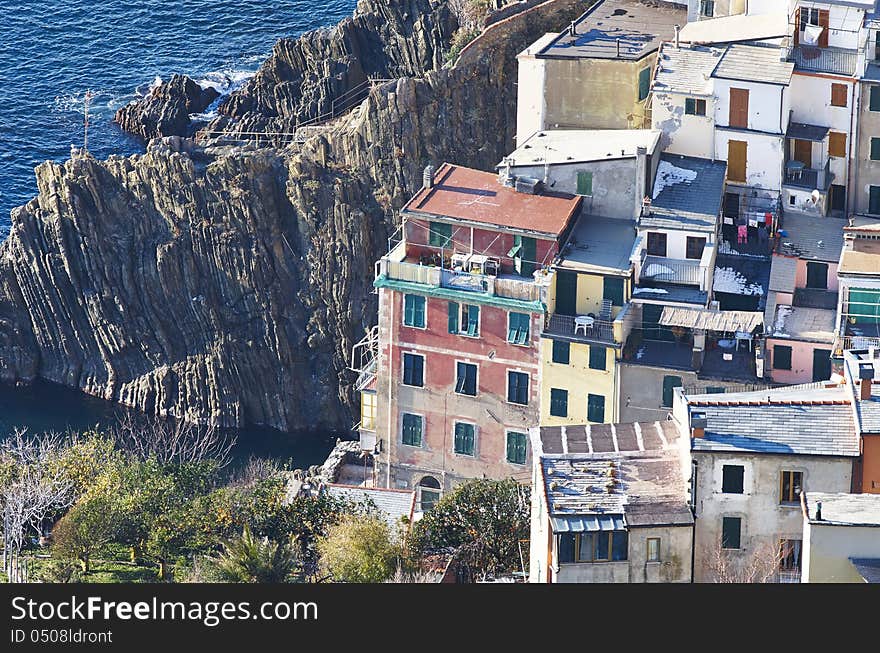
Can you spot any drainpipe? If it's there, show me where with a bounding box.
[848,79,859,217]
[386,291,394,489]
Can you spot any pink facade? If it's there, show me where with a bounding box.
[766,337,834,384]
[794,259,838,291]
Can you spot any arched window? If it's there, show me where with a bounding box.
[418,476,441,512]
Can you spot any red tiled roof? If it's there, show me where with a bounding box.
[402,162,581,237]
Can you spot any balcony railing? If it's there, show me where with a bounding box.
[640,253,705,286]
[545,313,617,345]
[784,159,832,191]
[787,44,859,76]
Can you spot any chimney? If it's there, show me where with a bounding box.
[569,21,576,37]
[674,24,680,49]
[691,412,707,439]
[815,501,823,521]
[634,146,648,218]
[859,363,874,401]
[423,164,435,190]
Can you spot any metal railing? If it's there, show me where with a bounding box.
[349,326,379,391]
[787,44,859,76]
[784,158,832,191]
[640,253,705,286]
[544,313,617,345]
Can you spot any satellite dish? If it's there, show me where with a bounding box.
[811,189,821,203]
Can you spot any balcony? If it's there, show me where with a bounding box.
[793,287,838,311]
[544,313,617,346]
[787,44,859,76]
[640,254,705,286]
[783,159,832,192]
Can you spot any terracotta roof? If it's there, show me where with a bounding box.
[402,163,581,237]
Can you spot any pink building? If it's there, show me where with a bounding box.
[363,163,581,509]
[764,214,844,383]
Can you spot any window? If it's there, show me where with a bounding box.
[728,88,749,128]
[506,431,528,465]
[831,83,848,108]
[685,97,707,115]
[647,537,661,562]
[829,131,846,158]
[577,171,593,196]
[603,276,625,307]
[402,413,423,447]
[455,361,477,396]
[453,422,475,456]
[511,235,536,277]
[402,353,424,387]
[661,375,683,408]
[360,392,376,431]
[686,236,706,260]
[552,339,570,364]
[871,186,880,214]
[722,465,745,494]
[773,344,792,370]
[646,232,667,256]
[780,539,802,571]
[780,471,803,504]
[721,517,742,549]
[507,312,531,345]
[872,137,880,161]
[507,371,530,405]
[638,67,651,101]
[700,0,714,17]
[870,86,880,112]
[587,394,605,423]
[403,294,426,328]
[798,7,828,47]
[550,388,568,417]
[589,345,607,371]
[448,301,479,336]
[428,221,451,247]
[418,476,441,511]
[558,532,628,563]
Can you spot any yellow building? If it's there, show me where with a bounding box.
[539,216,637,426]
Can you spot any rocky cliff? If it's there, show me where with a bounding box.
[114,74,219,139]
[0,0,591,432]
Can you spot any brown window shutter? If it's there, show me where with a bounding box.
[729,88,749,129]
[829,131,847,158]
[819,10,829,48]
[831,83,848,108]
[727,140,747,183]
[794,8,800,46]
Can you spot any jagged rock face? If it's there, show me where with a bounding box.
[115,74,219,139]
[0,0,591,431]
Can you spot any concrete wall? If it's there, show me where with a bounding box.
[715,78,788,135]
[715,130,785,191]
[688,0,745,21]
[652,91,716,159]
[692,449,853,581]
[619,362,700,423]
[854,81,880,215]
[538,56,656,131]
[863,435,880,494]
[516,51,546,143]
[638,226,715,260]
[376,287,540,492]
[553,270,632,319]
[794,258,839,292]
[539,337,617,425]
[803,522,880,582]
[509,159,642,220]
[765,337,833,384]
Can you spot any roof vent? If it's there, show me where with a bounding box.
[815,501,823,521]
[515,177,542,195]
[691,411,707,439]
[423,164,435,189]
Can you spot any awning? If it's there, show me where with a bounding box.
[659,306,763,333]
[786,122,829,143]
[551,515,626,533]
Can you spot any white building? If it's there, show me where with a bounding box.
[802,491,880,582]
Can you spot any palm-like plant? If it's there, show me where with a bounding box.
[208,525,301,583]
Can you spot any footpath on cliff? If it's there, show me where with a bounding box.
[0,0,592,433]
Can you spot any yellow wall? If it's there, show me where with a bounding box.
[550,270,631,320]
[539,338,617,426]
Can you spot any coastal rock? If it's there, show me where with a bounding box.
[115,74,219,139]
[0,0,590,431]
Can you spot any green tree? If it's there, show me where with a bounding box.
[205,525,301,583]
[51,492,117,574]
[317,514,399,583]
[410,478,530,580]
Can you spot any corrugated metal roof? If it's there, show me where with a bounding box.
[659,306,762,332]
[551,515,625,532]
[653,42,723,95]
[712,43,793,86]
[324,485,415,530]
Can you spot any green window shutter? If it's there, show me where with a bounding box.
[872,138,880,161]
[508,312,530,344]
[404,294,425,327]
[774,345,793,370]
[403,353,423,387]
[589,345,607,371]
[576,171,593,196]
[685,98,696,115]
[552,339,570,364]
[722,517,741,549]
[456,362,477,395]
[448,301,459,334]
[507,431,527,465]
[638,67,651,101]
[454,423,475,456]
[587,394,605,423]
[871,187,880,214]
[429,222,451,247]
[871,86,880,112]
[402,413,422,447]
[513,236,537,277]
[662,375,683,408]
[467,305,479,336]
[603,276,625,307]
[508,371,529,405]
[550,388,568,417]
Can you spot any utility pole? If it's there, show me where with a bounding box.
[83,89,94,155]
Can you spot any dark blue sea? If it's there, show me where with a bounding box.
[0,0,357,463]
